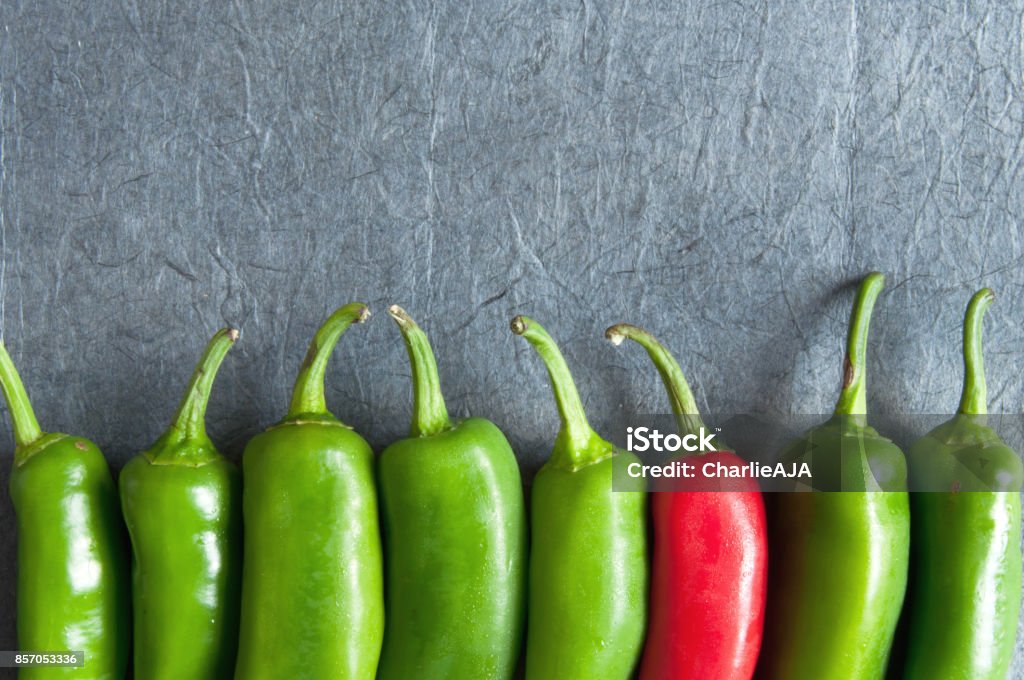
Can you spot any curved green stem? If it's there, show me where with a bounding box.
[389,305,450,437]
[605,323,707,436]
[287,303,369,419]
[957,288,994,415]
[833,272,885,418]
[171,328,239,440]
[511,315,598,463]
[0,342,44,452]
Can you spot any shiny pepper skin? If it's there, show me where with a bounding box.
[606,323,767,680]
[512,315,647,680]
[1,341,130,680]
[376,306,526,680]
[757,272,910,680]
[119,328,242,680]
[903,289,1023,680]
[234,304,384,680]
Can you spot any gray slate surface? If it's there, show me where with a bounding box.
[1,0,1023,675]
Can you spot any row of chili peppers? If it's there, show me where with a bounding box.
[1,272,1020,679]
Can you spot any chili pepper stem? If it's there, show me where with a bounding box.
[287,303,369,419]
[511,315,601,465]
[170,328,240,440]
[957,289,993,416]
[833,272,885,419]
[605,323,708,437]
[0,341,44,453]
[388,305,451,437]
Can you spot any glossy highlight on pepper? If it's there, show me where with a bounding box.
[119,327,242,680]
[234,303,384,680]
[756,272,910,680]
[903,288,1023,679]
[376,305,526,680]
[512,315,647,680]
[606,323,766,680]
[1,340,130,680]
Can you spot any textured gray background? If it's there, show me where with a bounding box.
[1,0,1023,675]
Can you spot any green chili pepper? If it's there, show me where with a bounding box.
[510,315,647,680]
[119,327,241,679]
[234,303,384,680]
[376,306,526,680]
[903,289,1023,679]
[757,272,910,680]
[1,341,129,679]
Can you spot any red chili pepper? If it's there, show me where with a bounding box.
[607,324,767,680]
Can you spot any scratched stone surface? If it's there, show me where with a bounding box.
[1,0,1023,674]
